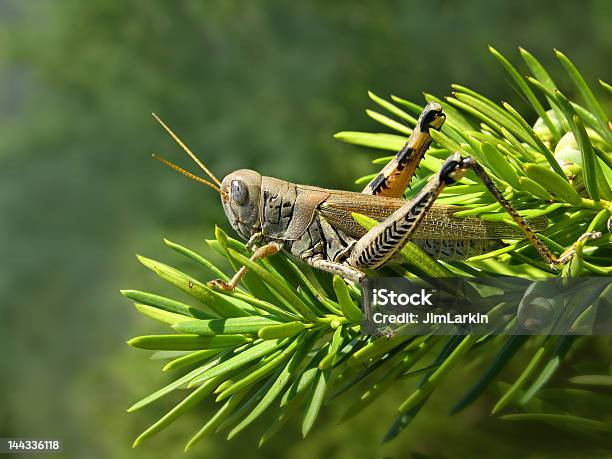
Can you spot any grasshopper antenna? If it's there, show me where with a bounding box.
[152,154,221,194]
[152,113,222,186]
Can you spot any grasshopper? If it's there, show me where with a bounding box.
[151,103,599,290]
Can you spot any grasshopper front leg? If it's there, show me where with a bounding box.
[209,241,282,291]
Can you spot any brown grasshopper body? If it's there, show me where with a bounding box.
[152,103,598,290]
[219,170,539,279]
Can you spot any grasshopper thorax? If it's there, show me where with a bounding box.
[221,169,263,240]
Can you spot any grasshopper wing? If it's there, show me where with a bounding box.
[317,189,547,241]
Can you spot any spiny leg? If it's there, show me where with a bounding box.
[463,157,601,267]
[349,153,468,270]
[209,241,282,291]
[361,102,446,198]
[352,153,600,271]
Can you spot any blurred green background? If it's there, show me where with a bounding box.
[1,1,610,458]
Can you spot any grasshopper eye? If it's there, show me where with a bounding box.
[230,180,248,205]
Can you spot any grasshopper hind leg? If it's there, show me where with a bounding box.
[361,102,445,198]
[463,157,602,268]
[347,153,600,271]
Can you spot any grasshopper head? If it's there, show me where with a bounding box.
[220,169,263,240]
